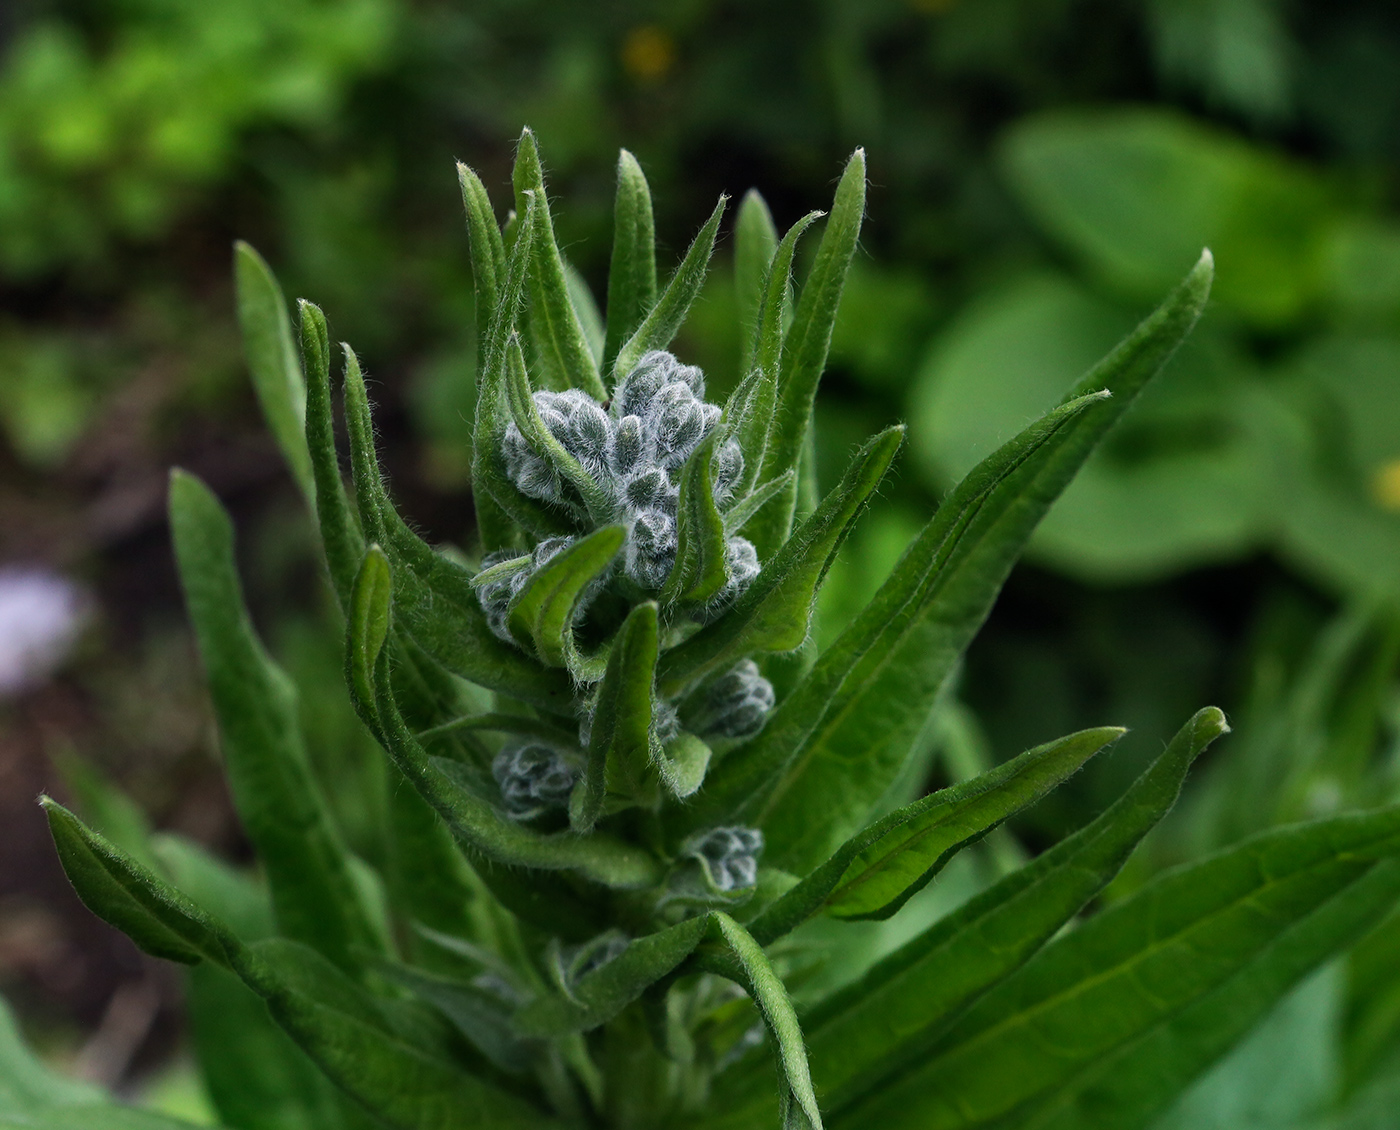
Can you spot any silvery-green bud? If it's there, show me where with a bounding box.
[698,659,775,739]
[493,742,576,818]
[712,439,744,504]
[626,508,678,589]
[651,383,708,469]
[692,826,764,891]
[614,351,673,418]
[610,413,647,476]
[503,425,565,504]
[475,550,530,642]
[625,466,672,509]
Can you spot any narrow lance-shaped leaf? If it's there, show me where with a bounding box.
[696,913,825,1130]
[458,162,521,552]
[349,548,662,890]
[708,708,1229,1128]
[604,150,657,371]
[612,194,728,382]
[299,300,364,611]
[726,470,795,533]
[503,331,614,520]
[658,426,904,699]
[471,193,578,540]
[0,992,105,1113]
[734,189,778,379]
[515,916,710,1038]
[44,797,234,967]
[563,257,605,365]
[663,429,729,606]
[512,130,605,397]
[737,209,824,521]
[572,602,662,832]
[722,253,1214,876]
[338,345,572,713]
[756,150,864,522]
[747,725,1124,944]
[46,799,552,1130]
[457,162,506,375]
[507,523,625,676]
[169,471,384,973]
[835,798,1400,1130]
[234,242,315,504]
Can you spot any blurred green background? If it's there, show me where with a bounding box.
[4,0,1400,1121]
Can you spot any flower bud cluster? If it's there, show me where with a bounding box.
[492,741,576,818]
[692,825,764,892]
[500,350,758,598]
[474,537,573,644]
[696,660,776,740]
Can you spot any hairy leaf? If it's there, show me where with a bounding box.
[234,242,314,503]
[515,917,710,1037]
[709,708,1229,1126]
[507,523,625,676]
[836,805,1400,1130]
[663,430,729,606]
[503,332,613,519]
[349,549,662,889]
[658,426,904,699]
[338,346,572,712]
[298,300,364,611]
[169,471,383,972]
[734,189,779,380]
[748,725,1124,943]
[757,150,864,527]
[726,253,1214,876]
[512,130,604,397]
[573,602,660,831]
[604,150,658,372]
[612,195,728,381]
[736,210,824,513]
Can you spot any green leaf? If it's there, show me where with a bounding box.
[457,162,507,375]
[717,254,1214,877]
[611,194,728,382]
[747,725,1124,943]
[725,470,795,534]
[502,332,613,519]
[834,807,1400,1130]
[573,602,661,831]
[234,242,315,504]
[338,347,572,712]
[168,471,384,972]
[698,913,825,1130]
[298,301,364,611]
[604,150,658,371]
[515,916,710,1037]
[507,524,625,676]
[348,551,662,890]
[43,797,234,967]
[657,426,904,699]
[663,429,729,606]
[471,192,574,541]
[759,150,865,503]
[45,800,554,1130]
[512,129,605,397]
[563,258,605,366]
[711,708,1228,1126]
[739,209,825,535]
[735,189,779,379]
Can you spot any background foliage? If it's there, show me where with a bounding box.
[3,0,1400,1125]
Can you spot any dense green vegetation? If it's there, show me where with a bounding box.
[2,1,1400,1127]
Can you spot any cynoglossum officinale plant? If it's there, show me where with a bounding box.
[35,129,1400,1130]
